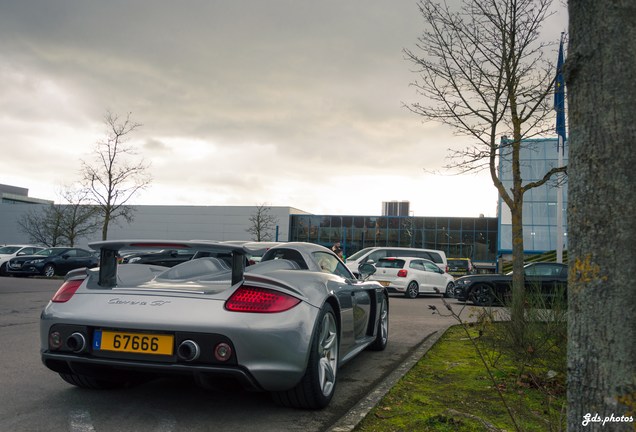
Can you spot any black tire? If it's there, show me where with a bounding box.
[0,262,7,276]
[368,294,388,351]
[443,282,454,298]
[59,373,130,389]
[472,284,495,306]
[405,281,419,299]
[272,303,339,409]
[43,264,56,278]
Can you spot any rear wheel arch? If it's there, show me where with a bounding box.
[405,280,419,298]
[272,302,339,409]
[324,296,341,337]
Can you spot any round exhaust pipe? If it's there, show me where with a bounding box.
[177,340,200,362]
[66,332,87,353]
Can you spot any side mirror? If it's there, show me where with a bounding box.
[62,254,70,259]
[358,263,376,279]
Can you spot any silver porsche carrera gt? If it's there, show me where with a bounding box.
[40,241,389,409]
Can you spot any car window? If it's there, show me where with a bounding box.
[448,259,468,269]
[0,246,21,254]
[347,247,373,261]
[423,261,440,272]
[64,249,78,257]
[377,259,405,269]
[425,252,443,264]
[409,260,426,271]
[367,250,388,263]
[262,248,309,270]
[75,249,91,257]
[525,264,559,276]
[313,252,353,278]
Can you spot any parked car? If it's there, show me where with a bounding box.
[369,257,455,299]
[346,247,448,275]
[0,244,45,276]
[453,262,568,306]
[446,258,475,277]
[39,241,388,409]
[6,247,98,277]
[121,248,196,267]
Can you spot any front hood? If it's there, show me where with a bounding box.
[10,254,48,263]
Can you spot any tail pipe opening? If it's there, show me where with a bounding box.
[66,332,87,353]
[177,340,200,362]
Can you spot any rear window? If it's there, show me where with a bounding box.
[424,252,443,264]
[448,259,469,269]
[376,258,406,269]
[390,249,443,264]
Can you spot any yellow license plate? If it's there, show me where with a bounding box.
[96,330,174,355]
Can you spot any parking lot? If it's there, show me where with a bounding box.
[0,276,477,432]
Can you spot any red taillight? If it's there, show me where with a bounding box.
[225,286,300,313]
[51,279,84,303]
[397,269,408,278]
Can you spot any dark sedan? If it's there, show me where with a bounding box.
[6,247,99,277]
[453,262,568,306]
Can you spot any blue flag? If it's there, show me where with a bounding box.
[554,36,566,144]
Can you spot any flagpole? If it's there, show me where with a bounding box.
[556,136,563,263]
[554,32,566,264]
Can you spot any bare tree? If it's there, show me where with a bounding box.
[57,187,101,246]
[18,205,64,247]
[246,204,279,241]
[17,187,101,247]
[81,111,151,240]
[566,1,636,429]
[405,0,567,326]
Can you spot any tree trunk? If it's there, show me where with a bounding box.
[102,212,110,241]
[567,1,636,430]
[509,196,527,342]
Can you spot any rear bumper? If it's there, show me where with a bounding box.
[40,299,320,391]
[42,351,263,390]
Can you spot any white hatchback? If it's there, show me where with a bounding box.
[370,257,454,299]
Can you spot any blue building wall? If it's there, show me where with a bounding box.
[497,137,568,256]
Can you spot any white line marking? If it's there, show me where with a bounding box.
[69,409,96,432]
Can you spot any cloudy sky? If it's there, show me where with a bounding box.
[0,1,566,217]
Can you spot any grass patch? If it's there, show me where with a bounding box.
[354,324,566,432]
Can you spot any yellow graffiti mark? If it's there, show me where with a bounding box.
[616,392,636,418]
[571,255,607,284]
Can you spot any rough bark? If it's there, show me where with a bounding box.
[566,1,636,430]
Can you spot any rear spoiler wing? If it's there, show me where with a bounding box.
[89,240,247,287]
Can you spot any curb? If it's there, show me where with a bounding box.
[326,325,452,432]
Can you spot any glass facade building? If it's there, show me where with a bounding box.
[498,137,568,254]
[289,215,498,265]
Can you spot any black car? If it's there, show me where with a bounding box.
[121,249,196,267]
[453,262,568,306]
[6,247,99,277]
